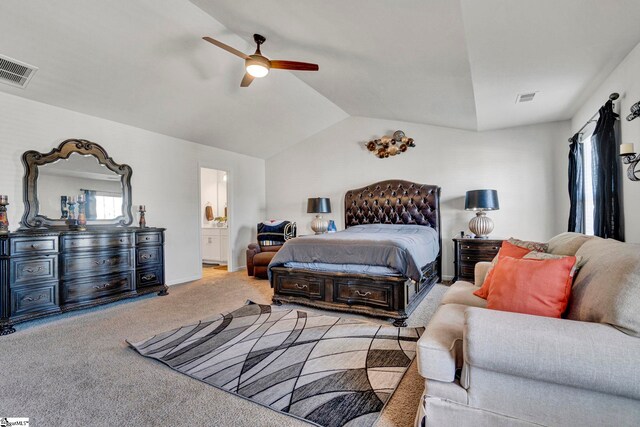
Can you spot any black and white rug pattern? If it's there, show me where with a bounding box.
[128,303,423,427]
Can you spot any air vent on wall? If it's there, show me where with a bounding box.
[515,92,537,103]
[0,54,38,89]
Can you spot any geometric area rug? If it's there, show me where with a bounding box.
[127,302,424,427]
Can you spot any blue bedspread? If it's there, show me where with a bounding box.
[268,224,439,282]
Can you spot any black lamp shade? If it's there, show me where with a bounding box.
[307,197,331,214]
[465,190,499,211]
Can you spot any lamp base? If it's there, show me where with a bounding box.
[469,211,494,238]
[311,215,328,234]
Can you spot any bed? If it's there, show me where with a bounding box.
[269,179,441,326]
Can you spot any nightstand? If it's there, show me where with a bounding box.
[453,237,503,283]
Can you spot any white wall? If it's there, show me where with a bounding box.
[266,116,570,278]
[0,91,265,283]
[570,41,640,243]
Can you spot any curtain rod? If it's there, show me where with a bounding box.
[568,92,619,142]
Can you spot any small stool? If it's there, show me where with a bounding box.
[253,251,277,279]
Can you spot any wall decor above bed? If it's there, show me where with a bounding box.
[365,130,415,158]
[270,179,441,326]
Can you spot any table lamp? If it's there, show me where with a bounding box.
[465,189,499,238]
[307,197,331,234]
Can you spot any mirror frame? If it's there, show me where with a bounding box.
[21,139,134,229]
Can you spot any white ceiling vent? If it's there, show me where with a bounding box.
[0,54,38,89]
[515,92,537,103]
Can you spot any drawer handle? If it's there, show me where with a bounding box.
[294,283,308,289]
[141,254,152,260]
[491,247,499,250]
[120,239,125,243]
[23,294,46,303]
[94,257,119,266]
[23,266,44,274]
[461,245,470,249]
[355,290,372,297]
[93,279,125,290]
[465,256,471,260]
[145,237,151,241]
[30,244,39,249]
[141,274,156,281]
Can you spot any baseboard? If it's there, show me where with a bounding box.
[232,264,246,273]
[167,275,201,286]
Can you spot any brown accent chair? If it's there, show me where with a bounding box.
[246,243,282,279]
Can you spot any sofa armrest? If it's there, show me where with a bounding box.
[474,262,492,286]
[464,308,640,400]
[246,244,262,276]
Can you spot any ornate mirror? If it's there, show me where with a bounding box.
[21,139,133,229]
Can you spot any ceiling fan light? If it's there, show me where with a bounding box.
[246,64,269,78]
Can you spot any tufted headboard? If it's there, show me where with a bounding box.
[344,179,441,229]
[344,179,442,278]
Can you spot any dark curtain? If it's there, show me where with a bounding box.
[84,190,97,220]
[591,100,624,241]
[567,133,584,233]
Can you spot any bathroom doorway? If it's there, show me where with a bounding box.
[200,167,229,277]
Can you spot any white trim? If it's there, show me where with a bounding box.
[167,275,201,286]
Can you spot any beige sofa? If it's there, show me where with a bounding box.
[415,233,640,427]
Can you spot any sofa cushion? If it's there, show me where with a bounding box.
[568,238,640,337]
[486,256,577,318]
[417,303,467,382]
[546,232,597,256]
[441,281,487,308]
[474,241,532,299]
[507,237,549,253]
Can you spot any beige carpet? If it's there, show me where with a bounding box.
[0,270,446,427]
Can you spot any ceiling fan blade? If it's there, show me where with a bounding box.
[240,73,254,87]
[202,36,249,60]
[270,60,319,71]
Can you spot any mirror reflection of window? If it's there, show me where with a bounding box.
[37,153,124,220]
[95,194,123,220]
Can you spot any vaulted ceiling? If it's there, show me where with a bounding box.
[1,1,640,158]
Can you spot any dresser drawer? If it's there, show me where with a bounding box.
[459,252,496,263]
[136,266,164,288]
[458,241,502,253]
[11,282,59,317]
[11,236,58,255]
[136,246,162,266]
[10,255,58,286]
[62,271,134,304]
[136,232,162,245]
[61,249,134,278]
[335,280,393,310]
[61,233,133,251]
[276,275,323,299]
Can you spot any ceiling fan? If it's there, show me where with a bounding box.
[202,33,319,87]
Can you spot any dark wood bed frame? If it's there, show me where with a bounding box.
[270,179,442,326]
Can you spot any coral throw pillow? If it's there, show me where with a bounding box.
[473,241,532,299]
[486,256,577,318]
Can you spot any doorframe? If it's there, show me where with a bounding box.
[197,163,233,274]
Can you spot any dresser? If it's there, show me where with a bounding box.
[453,237,503,283]
[0,227,166,335]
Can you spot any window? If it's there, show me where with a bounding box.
[581,130,595,235]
